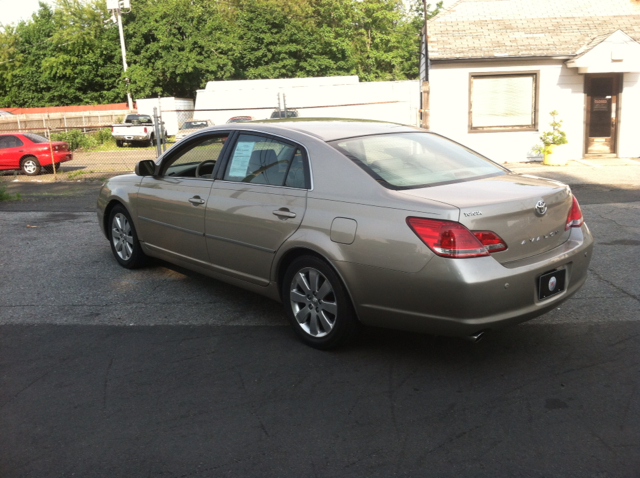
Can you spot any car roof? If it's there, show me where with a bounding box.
[226,118,422,142]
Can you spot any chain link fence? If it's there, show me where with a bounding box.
[0,109,172,182]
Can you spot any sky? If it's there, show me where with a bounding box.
[1,0,56,26]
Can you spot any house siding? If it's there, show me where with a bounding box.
[430,60,587,163]
[620,73,640,158]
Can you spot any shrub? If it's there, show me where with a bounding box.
[94,127,114,144]
[51,130,93,151]
[51,127,114,151]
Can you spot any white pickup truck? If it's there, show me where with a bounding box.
[111,114,166,147]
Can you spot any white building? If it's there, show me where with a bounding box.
[422,0,640,163]
[194,76,421,127]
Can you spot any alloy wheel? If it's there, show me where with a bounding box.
[289,267,338,337]
[111,213,134,261]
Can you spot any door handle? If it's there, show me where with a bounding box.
[273,209,296,219]
[188,196,205,206]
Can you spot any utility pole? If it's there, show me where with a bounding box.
[421,0,430,130]
[107,0,133,110]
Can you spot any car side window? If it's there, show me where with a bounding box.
[0,135,23,149]
[161,133,229,178]
[223,134,307,188]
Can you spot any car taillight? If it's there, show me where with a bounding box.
[472,231,508,252]
[407,218,500,258]
[111,127,114,132]
[144,127,148,133]
[565,196,584,230]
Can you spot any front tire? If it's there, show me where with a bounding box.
[282,255,359,349]
[21,156,41,176]
[108,205,146,269]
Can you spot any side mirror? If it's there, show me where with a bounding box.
[135,159,157,177]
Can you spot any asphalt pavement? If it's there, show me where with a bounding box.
[1,158,639,477]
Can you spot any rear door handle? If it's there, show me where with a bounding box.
[273,209,296,219]
[188,196,205,206]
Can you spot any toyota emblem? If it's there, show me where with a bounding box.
[535,200,547,216]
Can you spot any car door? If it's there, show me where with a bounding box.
[135,132,231,264]
[205,132,310,286]
[0,135,24,169]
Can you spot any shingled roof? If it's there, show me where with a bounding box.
[427,0,640,60]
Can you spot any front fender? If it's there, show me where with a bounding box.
[97,175,142,239]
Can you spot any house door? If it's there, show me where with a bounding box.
[585,74,621,155]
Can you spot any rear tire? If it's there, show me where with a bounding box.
[116,140,124,147]
[282,255,359,349]
[44,162,61,173]
[21,156,41,176]
[108,205,146,269]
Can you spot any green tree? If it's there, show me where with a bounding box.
[124,0,239,98]
[0,1,125,107]
[0,0,442,107]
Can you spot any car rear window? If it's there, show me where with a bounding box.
[125,115,152,124]
[330,132,506,189]
[22,133,49,143]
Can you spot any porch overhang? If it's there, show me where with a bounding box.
[566,30,640,74]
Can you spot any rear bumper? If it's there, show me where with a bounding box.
[37,151,73,166]
[338,223,594,337]
[113,134,149,141]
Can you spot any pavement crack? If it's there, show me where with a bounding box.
[588,268,640,304]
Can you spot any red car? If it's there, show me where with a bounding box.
[0,133,73,176]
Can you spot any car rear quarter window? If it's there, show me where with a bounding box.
[330,132,506,189]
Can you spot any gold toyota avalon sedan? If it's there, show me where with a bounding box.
[97,120,593,349]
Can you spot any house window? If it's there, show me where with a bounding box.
[470,73,537,131]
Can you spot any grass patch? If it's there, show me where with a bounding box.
[0,184,21,201]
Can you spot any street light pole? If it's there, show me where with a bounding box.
[421,0,430,130]
[107,0,133,110]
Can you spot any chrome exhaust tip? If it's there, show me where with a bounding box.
[464,331,487,343]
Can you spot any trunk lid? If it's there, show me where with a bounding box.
[399,174,573,263]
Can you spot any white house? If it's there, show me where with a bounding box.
[422,0,640,163]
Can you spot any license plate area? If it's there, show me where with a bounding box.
[538,269,566,300]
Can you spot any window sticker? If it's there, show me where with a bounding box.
[229,141,256,177]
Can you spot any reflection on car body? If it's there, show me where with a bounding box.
[97,119,593,349]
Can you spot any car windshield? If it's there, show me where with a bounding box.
[22,133,49,143]
[330,132,506,189]
[182,121,208,129]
